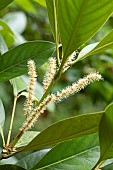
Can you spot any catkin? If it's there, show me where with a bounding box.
[24,60,37,119]
[53,72,102,102]
[21,94,54,131]
[43,57,56,93]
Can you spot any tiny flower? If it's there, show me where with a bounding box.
[43,57,56,93]
[21,94,54,131]
[24,60,37,119]
[53,72,103,102]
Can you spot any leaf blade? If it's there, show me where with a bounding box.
[22,111,103,152]
[76,29,113,62]
[31,134,100,170]
[0,19,14,47]
[57,0,113,58]
[0,41,55,82]
[0,164,25,170]
[0,0,13,10]
[99,103,113,161]
[16,149,50,170]
[0,99,5,130]
[16,131,40,148]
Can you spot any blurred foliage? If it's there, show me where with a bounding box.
[0,0,113,145]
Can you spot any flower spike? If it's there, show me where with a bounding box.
[24,60,37,119]
[43,57,56,93]
[53,72,103,102]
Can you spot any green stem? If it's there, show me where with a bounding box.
[92,159,105,170]
[6,96,17,146]
[9,70,62,148]
[8,6,67,146]
[53,0,60,65]
[9,129,24,148]
[0,127,5,146]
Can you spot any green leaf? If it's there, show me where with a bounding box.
[33,0,46,7]
[10,76,28,96]
[0,99,5,130]
[0,99,5,145]
[0,155,18,165]
[0,0,13,10]
[0,19,14,47]
[0,164,25,170]
[16,131,40,148]
[0,35,8,54]
[0,41,55,82]
[57,0,113,59]
[100,159,113,170]
[14,0,37,14]
[30,134,100,170]
[98,103,113,161]
[16,149,50,169]
[22,111,103,152]
[102,161,113,170]
[76,29,113,62]
[46,0,56,38]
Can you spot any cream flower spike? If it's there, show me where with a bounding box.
[53,72,103,102]
[21,94,54,131]
[43,57,56,93]
[24,60,37,119]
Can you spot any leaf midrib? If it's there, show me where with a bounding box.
[0,46,55,74]
[76,41,113,62]
[63,0,87,59]
[35,146,99,170]
[23,126,98,152]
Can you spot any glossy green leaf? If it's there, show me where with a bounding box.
[76,43,98,61]
[76,29,113,62]
[10,76,28,96]
[22,111,103,152]
[0,41,55,82]
[0,35,8,54]
[0,99,5,130]
[33,0,46,7]
[102,162,113,170]
[0,0,13,10]
[100,159,113,170]
[98,103,113,161]
[16,149,50,169]
[14,0,37,14]
[57,0,113,59]
[0,154,18,165]
[0,99,5,145]
[46,0,55,38]
[0,164,25,170]
[0,19,14,47]
[31,134,100,170]
[16,131,40,148]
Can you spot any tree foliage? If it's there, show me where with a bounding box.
[0,0,113,170]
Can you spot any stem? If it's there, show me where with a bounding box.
[9,72,61,148]
[9,129,24,147]
[0,127,5,146]
[8,13,67,147]
[6,96,17,146]
[53,0,60,65]
[92,159,105,170]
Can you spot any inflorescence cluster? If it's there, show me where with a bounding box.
[21,54,102,132]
